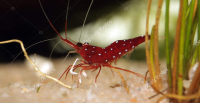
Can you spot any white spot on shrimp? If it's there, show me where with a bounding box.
[105,60,108,62]
[141,35,144,37]
[93,47,95,48]
[132,46,135,48]
[103,48,105,49]
[123,44,125,46]
[124,40,126,42]
[119,52,121,55]
[105,51,107,53]
[113,56,115,58]
[89,55,91,57]
[125,49,128,51]
[111,48,113,50]
[99,54,101,56]
[116,41,118,43]
[130,41,132,43]
[85,48,87,50]
[92,51,94,52]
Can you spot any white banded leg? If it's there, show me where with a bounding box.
[70,58,79,75]
[69,58,88,83]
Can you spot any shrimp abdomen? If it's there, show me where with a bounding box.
[102,35,150,63]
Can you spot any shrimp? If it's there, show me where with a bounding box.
[39,0,150,93]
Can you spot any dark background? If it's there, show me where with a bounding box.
[0,0,130,63]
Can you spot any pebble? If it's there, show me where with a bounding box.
[13,83,21,88]
[1,93,10,98]
[183,80,191,89]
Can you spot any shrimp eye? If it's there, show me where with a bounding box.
[77,42,82,47]
[84,42,89,45]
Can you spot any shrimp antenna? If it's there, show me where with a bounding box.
[39,0,63,39]
[79,0,94,42]
[64,0,70,39]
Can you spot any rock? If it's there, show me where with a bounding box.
[1,93,10,98]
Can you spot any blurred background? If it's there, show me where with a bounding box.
[0,0,179,63]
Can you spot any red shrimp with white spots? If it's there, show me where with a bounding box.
[39,0,150,93]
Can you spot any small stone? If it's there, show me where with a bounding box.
[21,88,30,93]
[115,87,122,92]
[13,83,20,88]
[1,93,10,98]
[183,80,191,89]
[112,95,116,98]
[130,97,137,102]
[72,85,77,89]
[86,90,96,100]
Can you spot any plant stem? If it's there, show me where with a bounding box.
[198,0,200,60]
[178,0,187,96]
[184,0,195,79]
[154,0,163,89]
[165,0,172,93]
[145,0,157,89]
